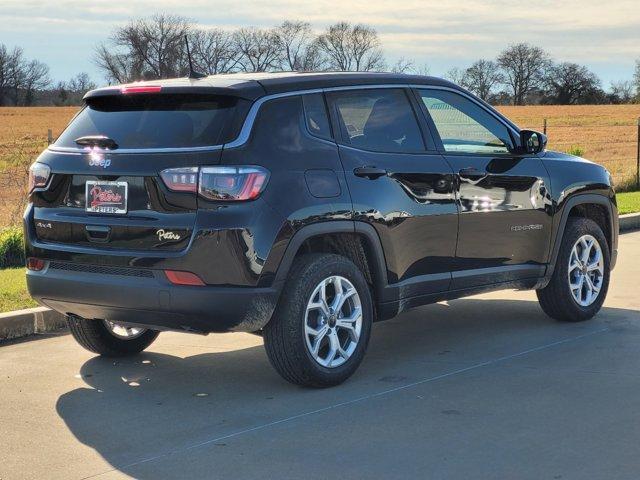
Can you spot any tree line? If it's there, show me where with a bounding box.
[2,14,640,106]
[0,44,95,106]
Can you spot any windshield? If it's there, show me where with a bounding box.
[55,94,240,149]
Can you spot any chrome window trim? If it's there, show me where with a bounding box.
[47,83,519,155]
[224,88,324,149]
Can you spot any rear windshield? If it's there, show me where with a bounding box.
[55,94,241,149]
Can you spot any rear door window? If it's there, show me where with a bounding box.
[55,94,242,149]
[328,89,425,153]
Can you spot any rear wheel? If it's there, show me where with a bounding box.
[67,316,159,356]
[263,253,373,388]
[537,217,610,322]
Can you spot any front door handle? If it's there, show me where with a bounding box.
[354,166,388,180]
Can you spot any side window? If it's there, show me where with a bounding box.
[418,89,513,154]
[302,93,332,140]
[329,89,425,153]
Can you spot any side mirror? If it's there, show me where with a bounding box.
[520,130,547,154]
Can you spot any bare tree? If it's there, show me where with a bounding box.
[444,67,466,85]
[95,14,190,82]
[462,59,503,101]
[634,59,640,101]
[22,60,50,106]
[67,72,97,93]
[390,57,414,74]
[412,64,431,76]
[273,21,323,71]
[544,62,601,104]
[497,43,551,105]
[610,80,634,104]
[0,43,50,105]
[233,27,282,72]
[190,28,240,75]
[5,46,26,104]
[316,22,385,71]
[94,44,140,84]
[0,44,10,105]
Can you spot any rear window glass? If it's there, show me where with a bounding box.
[329,89,425,153]
[302,93,332,140]
[55,94,240,149]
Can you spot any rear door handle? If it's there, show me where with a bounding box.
[353,166,388,180]
[458,167,487,181]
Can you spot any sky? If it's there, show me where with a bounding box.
[1,0,639,88]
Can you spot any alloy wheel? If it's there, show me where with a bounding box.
[103,320,146,340]
[304,275,363,368]
[568,234,604,307]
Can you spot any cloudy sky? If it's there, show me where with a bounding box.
[1,0,639,87]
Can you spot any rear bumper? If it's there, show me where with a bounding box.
[27,264,278,333]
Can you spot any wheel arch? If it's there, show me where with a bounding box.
[272,221,389,303]
[546,193,618,282]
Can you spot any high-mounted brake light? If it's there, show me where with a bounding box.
[160,167,198,193]
[28,163,51,193]
[120,85,162,95]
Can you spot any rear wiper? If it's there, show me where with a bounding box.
[74,135,119,150]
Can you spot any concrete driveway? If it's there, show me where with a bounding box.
[1,231,639,480]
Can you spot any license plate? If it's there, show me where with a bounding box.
[85,181,128,214]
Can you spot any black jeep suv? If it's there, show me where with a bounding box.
[25,72,618,387]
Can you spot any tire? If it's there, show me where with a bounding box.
[537,217,610,322]
[67,316,160,356]
[264,253,374,388]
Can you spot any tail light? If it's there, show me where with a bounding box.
[159,166,269,201]
[27,258,46,271]
[28,163,51,193]
[160,167,198,193]
[199,166,269,201]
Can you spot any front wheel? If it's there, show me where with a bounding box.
[264,253,374,388]
[67,316,160,356]
[537,217,610,322]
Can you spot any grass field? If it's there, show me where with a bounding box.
[0,104,639,227]
[618,191,640,215]
[0,267,37,313]
[498,104,640,191]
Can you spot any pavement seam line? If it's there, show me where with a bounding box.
[83,326,609,479]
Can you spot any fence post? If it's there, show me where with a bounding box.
[47,129,52,145]
[636,117,640,190]
[543,118,547,135]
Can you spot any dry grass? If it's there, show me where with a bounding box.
[0,107,78,169]
[0,107,78,226]
[0,105,638,227]
[498,104,640,190]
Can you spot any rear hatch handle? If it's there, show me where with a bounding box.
[85,225,111,243]
[75,135,119,150]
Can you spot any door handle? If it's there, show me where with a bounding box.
[458,167,487,181]
[354,166,388,180]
